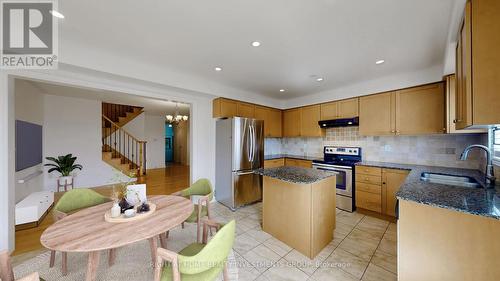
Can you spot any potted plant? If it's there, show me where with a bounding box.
[44,154,83,186]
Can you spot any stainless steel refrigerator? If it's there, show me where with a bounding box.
[215,117,264,210]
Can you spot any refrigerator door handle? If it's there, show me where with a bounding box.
[249,125,255,163]
[235,171,255,176]
[246,124,252,162]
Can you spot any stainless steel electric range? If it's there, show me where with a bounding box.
[312,146,361,212]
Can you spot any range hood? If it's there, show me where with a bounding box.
[318,117,359,128]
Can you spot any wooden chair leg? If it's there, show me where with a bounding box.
[49,250,56,267]
[148,237,158,266]
[159,234,167,249]
[108,248,117,266]
[196,217,201,243]
[61,252,68,276]
[165,231,170,239]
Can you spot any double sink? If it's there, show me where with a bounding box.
[420,172,481,188]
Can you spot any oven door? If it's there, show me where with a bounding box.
[312,163,353,197]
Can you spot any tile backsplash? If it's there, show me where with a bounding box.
[265,127,486,170]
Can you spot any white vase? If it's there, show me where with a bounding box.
[111,202,121,218]
[58,176,73,185]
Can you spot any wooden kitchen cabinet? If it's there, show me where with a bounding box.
[283,105,324,137]
[396,82,445,135]
[213,98,237,118]
[382,168,410,217]
[268,108,283,137]
[255,106,282,138]
[355,165,409,218]
[360,82,445,136]
[359,92,395,136]
[320,98,359,120]
[237,102,255,118]
[264,158,285,168]
[445,75,486,134]
[455,0,500,129]
[285,158,312,168]
[300,105,323,137]
[283,108,301,137]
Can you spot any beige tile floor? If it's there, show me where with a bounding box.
[210,201,397,281]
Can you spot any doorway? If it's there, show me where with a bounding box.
[165,124,174,164]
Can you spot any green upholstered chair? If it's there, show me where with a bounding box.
[49,188,111,275]
[173,179,213,242]
[0,250,44,281]
[154,220,236,281]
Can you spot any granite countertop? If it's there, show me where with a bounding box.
[254,166,336,184]
[264,154,322,161]
[356,161,500,220]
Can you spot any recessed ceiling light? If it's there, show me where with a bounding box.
[251,41,261,47]
[279,89,285,92]
[375,59,385,65]
[49,10,64,18]
[316,78,324,82]
[214,67,222,72]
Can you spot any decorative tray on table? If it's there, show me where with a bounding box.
[104,203,157,223]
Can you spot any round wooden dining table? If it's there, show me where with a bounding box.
[40,195,193,281]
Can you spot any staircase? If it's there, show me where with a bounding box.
[101,103,147,176]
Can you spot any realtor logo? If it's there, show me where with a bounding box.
[1,0,58,69]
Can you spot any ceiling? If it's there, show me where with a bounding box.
[22,79,190,116]
[59,0,456,99]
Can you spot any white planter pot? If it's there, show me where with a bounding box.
[58,176,73,185]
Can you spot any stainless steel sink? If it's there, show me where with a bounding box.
[420,172,481,188]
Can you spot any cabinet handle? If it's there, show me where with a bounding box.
[365,177,369,181]
[391,130,395,133]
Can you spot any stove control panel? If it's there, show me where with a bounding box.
[324,146,361,156]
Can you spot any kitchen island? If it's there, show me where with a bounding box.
[254,166,336,259]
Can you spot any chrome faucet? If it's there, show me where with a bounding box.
[460,144,495,186]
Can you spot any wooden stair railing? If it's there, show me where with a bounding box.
[102,115,147,176]
[102,102,144,138]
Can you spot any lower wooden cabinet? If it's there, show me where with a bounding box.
[285,158,312,168]
[264,158,285,168]
[382,169,410,217]
[356,190,382,213]
[355,165,409,217]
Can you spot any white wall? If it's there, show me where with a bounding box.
[123,112,145,140]
[145,114,166,169]
[14,80,45,203]
[43,94,128,190]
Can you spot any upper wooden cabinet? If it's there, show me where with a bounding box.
[268,108,283,137]
[300,105,323,137]
[237,102,255,118]
[359,92,395,136]
[320,98,359,120]
[283,108,301,137]
[445,75,486,134]
[255,106,282,138]
[455,0,500,129]
[283,106,324,137]
[213,98,237,118]
[360,83,445,136]
[396,83,445,135]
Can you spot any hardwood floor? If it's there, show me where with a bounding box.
[13,165,190,257]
